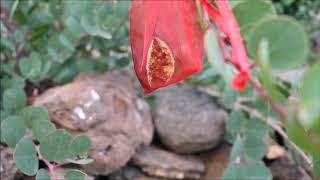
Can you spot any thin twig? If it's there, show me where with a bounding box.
[35,146,57,180]
[233,101,313,168]
[248,75,288,121]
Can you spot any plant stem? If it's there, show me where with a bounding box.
[35,146,57,180]
[247,75,288,121]
[233,101,313,168]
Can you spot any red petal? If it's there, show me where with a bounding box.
[231,71,248,91]
[130,0,204,94]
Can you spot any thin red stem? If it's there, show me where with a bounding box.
[247,75,288,121]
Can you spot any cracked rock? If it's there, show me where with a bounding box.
[34,71,154,175]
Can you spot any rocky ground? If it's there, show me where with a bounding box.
[1,70,312,180]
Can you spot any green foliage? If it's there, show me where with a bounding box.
[233,0,276,39]
[1,116,27,147]
[247,16,309,70]
[14,138,39,176]
[224,112,271,179]
[299,64,320,127]
[36,169,50,180]
[223,161,272,180]
[19,53,42,80]
[64,170,86,180]
[2,88,27,112]
[69,135,92,157]
[20,106,50,128]
[40,129,73,162]
[1,0,318,179]
[39,129,92,163]
[1,0,125,177]
[201,0,317,179]
[32,120,56,143]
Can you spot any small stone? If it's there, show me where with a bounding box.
[132,146,205,179]
[153,84,227,153]
[34,71,154,175]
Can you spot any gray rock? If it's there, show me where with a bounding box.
[33,71,154,175]
[153,85,227,153]
[131,146,205,179]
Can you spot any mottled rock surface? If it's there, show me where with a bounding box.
[34,71,154,175]
[132,146,205,179]
[199,143,232,179]
[268,155,311,180]
[153,84,227,153]
[0,145,18,180]
[109,166,160,180]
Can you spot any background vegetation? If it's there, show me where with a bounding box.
[1,0,319,179]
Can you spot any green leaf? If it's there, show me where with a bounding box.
[314,160,320,178]
[20,106,50,128]
[246,162,272,180]
[223,161,271,180]
[256,39,283,101]
[247,16,309,70]
[40,129,73,162]
[223,163,247,179]
[14,138,38,176]
[286,119,320,161]
[69,135,91,158]
[204,30,233,82]
[32,121,56,143]
[243,135,267,161]
[65,158,94,165]
[227,111,247,138]
[36,169,50,180]
[19,54,42,79]
[229,138,244,161]
[1,116,27,147]
[2,87,27,112]
[233,0,276,38]
[10,0,20,18]
[0,75,25,90]
[64,170,86,180]
[299,64,320,128]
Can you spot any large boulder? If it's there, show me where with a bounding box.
[34,71,154,175]
[153,84,227,153]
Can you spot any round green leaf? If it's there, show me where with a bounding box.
[19,55,42,79]
[2,88,27,112]
[64,170,86,180]
[14,138,39,176]
[40,130,73,162]
[20,106,50,128]
[36,169,50,180]
[233,0,276,38]
[1,116,27,147]
[32,121,56,143]
[69,135,91,158]
[299,64,320,128]
[247,16,309,71]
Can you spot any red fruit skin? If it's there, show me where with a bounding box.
[130,0,204,94]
